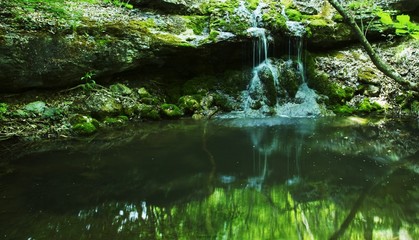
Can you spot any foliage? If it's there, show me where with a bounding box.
[0,103,8,120]
[102,0,133,9]
[80,71,97,92]
[376,11,419,39]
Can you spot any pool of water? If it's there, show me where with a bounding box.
[0,117,418,239]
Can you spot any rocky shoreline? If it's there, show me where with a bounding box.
[0,0,418,141]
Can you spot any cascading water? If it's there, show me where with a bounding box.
[220,1,323,119]
[237,2,282,117]
[276,9,323,117]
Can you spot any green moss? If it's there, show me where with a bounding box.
[0,103,8,114]
[248,0,259,10]
[24,101,46,115]
[110,83,132,95]
[411,101,419,115]
[72,122,97,135]
[262,7,287,32]
[42,107,62,120]
[357,98,384,113]
[70,114,99,135]
[103,115,129,126]
[154,33,191,47]
[334,105,355,115]
[137,87,152,98]
[178,95,201,115]
[309,19,329,27]
[160,103,183,119]
[208,30,220,42]
[184,16,209,35]
[357,68,377,83]
[332,14,343,22]
[286,9,302,21]
[127,19,153,32]
[208,0,251,35]
[137,104,160,120]
[306,53,355,105]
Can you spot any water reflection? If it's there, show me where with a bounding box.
[0,117,418,239]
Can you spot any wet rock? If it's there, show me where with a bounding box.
[137,104,161,120]
[110,83,132,96]
[386,0,419,13]
[24,101,47,115]
[358,84,381,97]
[258,64,277,106]
[307,20,355,48]
[178,95,201,115]
[357,67,379,85]
[138,87,152,98]
[70,114,99,135]
[85,92,123,118]
[103,115,129,126]
[160,103,183,119]
[132,0,209,14]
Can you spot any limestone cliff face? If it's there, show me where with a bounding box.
[0,0,414,92]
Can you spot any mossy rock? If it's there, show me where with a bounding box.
[103,115,129,126]
[395,90,416,111]
[357,67,378,84]
[137,103,160,120]
[307,54,355,105]
[42,107,62,120]
[72,122,97,135]
[140,97,161,105]
[262,3,287,33]
[356,98,384,114]
[184,16,209,35]
[212,92,236,112]
[208,0,251,35]
[110,83,132,96]
[286,9,303,21]
[178,95,201,115]
[138,87,152,98]
[160,103,183,119]
[309,19,329,27]
[333,104,356,115]
[70,114,100,135]
[85,92,123,119]
[411,101,419,116]
[24,101,46,115]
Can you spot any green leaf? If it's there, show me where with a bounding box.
[408,23,419,31]
[393,22,408,30]
[377,12,393,25]
[410,32,419,40]
[395,29,409,35]
[396,15,410,24]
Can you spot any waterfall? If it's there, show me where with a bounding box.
[219,1,323,119]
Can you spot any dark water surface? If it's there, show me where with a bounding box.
[0,117,418,239]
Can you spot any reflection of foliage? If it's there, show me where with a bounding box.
[9,183,418,239]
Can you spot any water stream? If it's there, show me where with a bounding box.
[223,2,322,119]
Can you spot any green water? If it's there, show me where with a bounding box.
[0,117,418,239]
